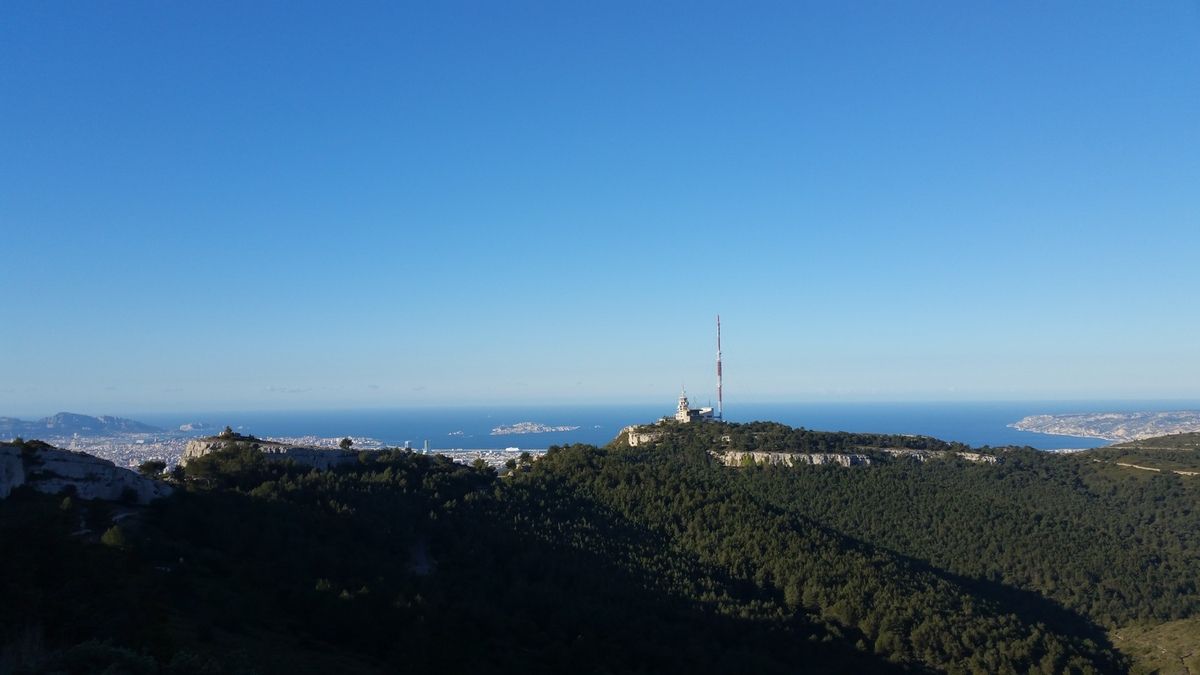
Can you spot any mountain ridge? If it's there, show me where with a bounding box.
[0,412,161,437]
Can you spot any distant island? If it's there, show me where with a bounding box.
[1011,411,1200,441]
[490,421,580,435]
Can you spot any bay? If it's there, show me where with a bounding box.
[129,400,1200,452]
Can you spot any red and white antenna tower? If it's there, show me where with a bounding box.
[716,314,723,420]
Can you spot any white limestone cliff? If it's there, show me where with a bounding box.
[715,450,873,467]
[0,442,172,503]
[183,436,357,470]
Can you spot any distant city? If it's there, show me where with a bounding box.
[0,413,552,470]
[8,405,1200,472]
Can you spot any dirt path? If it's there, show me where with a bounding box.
[1092,459,1198,477]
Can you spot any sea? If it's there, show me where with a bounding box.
[130,400,1200,452]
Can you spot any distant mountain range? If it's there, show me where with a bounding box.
[0,412,161,437]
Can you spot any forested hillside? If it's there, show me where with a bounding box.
[1086,432,1200,473]
[3,422,1197,674]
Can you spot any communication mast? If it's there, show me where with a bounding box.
[716,314,723,420]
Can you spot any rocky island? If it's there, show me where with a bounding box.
[1011,411,1200,441]
[490,421,580,435]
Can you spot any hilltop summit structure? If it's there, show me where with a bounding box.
[675,316,723,423]
[623,317,724,446]
[183,430,358,470]
[674,390,715,423]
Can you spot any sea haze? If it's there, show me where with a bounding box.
[127,400,1200,452]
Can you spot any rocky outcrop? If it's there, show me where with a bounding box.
[715,448,997,468]
[715,451,872,467]
[876,448,1001,464]
[183,435,357,470]
[954,452,1000,464]
[0,441,172,503]
[622,426,665,447]
[0,446,25,499]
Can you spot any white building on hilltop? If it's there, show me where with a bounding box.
[675,390,714,423]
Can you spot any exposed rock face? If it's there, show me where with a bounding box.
[714,449,998,467]
[876,448,1001,464]
[716,451,872,467]
[0,446,25,499]
[622,426,665,447]
[954,452,1000,464]
[0,441,172,503]
[183,436,357,470]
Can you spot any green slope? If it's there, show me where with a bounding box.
[1085,432,1200,473]
[1111,618,1200,674]
[5,421,1200,673]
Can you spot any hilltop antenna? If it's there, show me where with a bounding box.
[716,314,723,420]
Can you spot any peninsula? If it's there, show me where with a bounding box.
[1011,411,1200,441]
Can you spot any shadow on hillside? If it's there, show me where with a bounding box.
[481,472,909,675]
[127,468,907,675]
[738,488,1123,670]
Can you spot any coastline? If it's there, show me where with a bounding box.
[1010,410,1200,444]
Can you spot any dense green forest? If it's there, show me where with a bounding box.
[3,422,1198,674]
[1086,432,1200,473]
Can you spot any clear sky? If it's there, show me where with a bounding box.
[2,1,1198,415]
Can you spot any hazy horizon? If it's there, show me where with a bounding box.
[8,397,1200,423]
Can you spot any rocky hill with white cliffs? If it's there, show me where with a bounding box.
[183,431,358,470]
[0,440,172,504]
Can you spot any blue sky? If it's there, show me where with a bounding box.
[2,1,1198,415]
